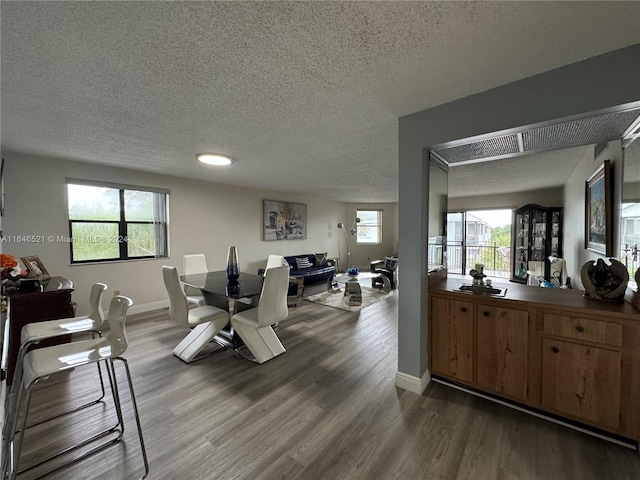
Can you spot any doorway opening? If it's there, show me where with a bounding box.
[447,209,512,278]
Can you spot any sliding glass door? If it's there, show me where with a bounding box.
[447,210,512,278]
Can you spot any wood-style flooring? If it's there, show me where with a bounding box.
[13,281,640,480]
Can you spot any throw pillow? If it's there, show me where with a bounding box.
[385,256,398,270]
[296,256,313,269]
[315,252,328,266]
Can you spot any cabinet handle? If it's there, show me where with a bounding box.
[575,325,584,333]
[461,307,467,313]
[551,346,559,353]
[482,311,490,317]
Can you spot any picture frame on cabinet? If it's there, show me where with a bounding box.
[585,159,612,256]
[21,255,50,280]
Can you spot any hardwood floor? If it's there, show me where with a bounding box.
[13,282,640,479]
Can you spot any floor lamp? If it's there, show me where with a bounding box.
[337,218,360,270]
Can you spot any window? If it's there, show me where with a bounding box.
[66,179,169,263]
[356,210,382,244]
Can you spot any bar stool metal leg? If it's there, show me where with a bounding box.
[4,333,108,436]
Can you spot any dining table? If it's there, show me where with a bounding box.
[180,270,264,348]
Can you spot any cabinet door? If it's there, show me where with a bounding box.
[477,305,529,401]
[430,297,474,382]
[541,339,621,431]
[550,210,562,258]
[531,209,547,262]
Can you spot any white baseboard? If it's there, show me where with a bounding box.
[395,369,431,394]
[128,299,169,316]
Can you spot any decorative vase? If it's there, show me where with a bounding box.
[226,246,239,280]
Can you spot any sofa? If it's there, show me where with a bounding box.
[284,253,336,285]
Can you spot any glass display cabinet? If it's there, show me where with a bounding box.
[511,204,562,284]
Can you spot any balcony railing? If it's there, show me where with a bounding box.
[621,242,640,290]
[445,243,511,278]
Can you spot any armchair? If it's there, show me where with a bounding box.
[371,256,398,292]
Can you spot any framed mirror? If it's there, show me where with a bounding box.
[428,152,448,275]
[621,137,640,290]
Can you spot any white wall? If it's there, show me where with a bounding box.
[343,203,398,270]
[1,151,360,314]
[563,140,624,289]
[448,187,563,212]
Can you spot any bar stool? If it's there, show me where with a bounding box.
[3,295,149,480]
[4,283,109,433]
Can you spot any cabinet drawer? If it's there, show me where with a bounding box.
[543,314,622,347]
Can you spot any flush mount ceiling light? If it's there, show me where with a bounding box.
[196,153,232,166]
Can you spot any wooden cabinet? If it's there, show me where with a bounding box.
[2,277,74,385]
[430,297,474,382]
[429,297,529,401]
[541,312,623,432]
[476,304,529,401]
[428,278,640,442]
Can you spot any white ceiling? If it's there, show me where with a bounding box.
[448,144,589,198]
[2,2,639,202]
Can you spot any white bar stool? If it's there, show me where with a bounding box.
[4,283,109,432]
[2,295,149,480]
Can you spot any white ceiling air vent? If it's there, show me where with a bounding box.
[522,110,640,151]
[432,104,640,166]
[433,134,520,163]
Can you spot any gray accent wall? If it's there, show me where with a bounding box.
[397,44,640,382]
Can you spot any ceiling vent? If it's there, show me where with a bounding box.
[432,105,640,165]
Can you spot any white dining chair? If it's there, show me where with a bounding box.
[264,254,304,307]
[231,265,289,364]
[183,253,208,307]
[163,265,230,362]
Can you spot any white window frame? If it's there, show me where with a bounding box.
[356,209,382,245]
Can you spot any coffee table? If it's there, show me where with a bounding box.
[329,272,379,306]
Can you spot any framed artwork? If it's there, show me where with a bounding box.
[585,159,612,256]
[21,255,50,279]
[263,199,307,241]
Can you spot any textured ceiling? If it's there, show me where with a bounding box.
[448,144,590,198]
[2,2,640,202]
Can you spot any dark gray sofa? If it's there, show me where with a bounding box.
[284,254,336,285]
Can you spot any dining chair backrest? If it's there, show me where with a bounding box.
[257,265,289,328]
[183,254,208,275]
[105,295,133,358]
[163,265,190,327]
[266,254,287,270]
[87,283,108,328]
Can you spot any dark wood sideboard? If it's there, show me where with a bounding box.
[2,277,74,385]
